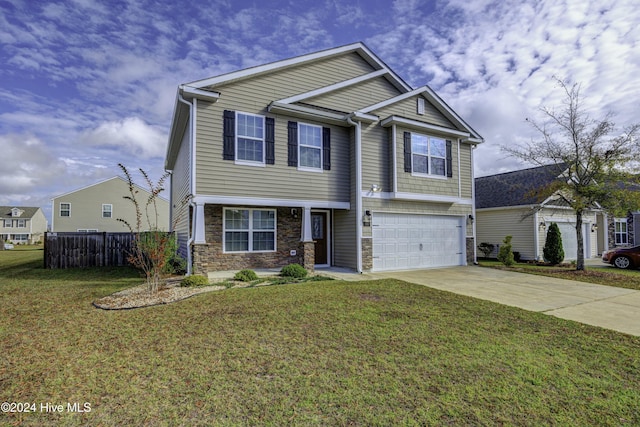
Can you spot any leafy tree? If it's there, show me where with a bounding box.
[497,235,515,267]
[543,223,565,265]
[504,77,640,270]
[117,164,185,294]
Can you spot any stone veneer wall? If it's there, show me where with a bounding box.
[192,205,308,275]
[361,238,372,271]
[466,237,476,264]
[607,212,635,249]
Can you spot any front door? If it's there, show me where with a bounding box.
[311,212,328,265]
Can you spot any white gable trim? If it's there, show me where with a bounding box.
[362,86,483,143]
[185,42,412,92]
[381,116,471,139]
[277,69,389,104]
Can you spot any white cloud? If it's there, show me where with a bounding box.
[82,117,167,159]
[0,134,67,198]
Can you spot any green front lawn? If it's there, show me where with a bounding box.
[479,259,640,290]
[2,247,640,425]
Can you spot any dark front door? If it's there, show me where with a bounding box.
[311,212,328,265]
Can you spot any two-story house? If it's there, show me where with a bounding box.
[51,176,170,232]
[0,206,48,244]
[165,42,483,275]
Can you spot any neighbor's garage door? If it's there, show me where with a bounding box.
[556,222,577,260]
[372,213,465,271]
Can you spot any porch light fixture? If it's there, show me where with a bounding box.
[468,214,474,224]
[371,184,381,193]
[363,210,372,226]
[291,208,299,219]
[591,224,598,232]
[539,222,546,230]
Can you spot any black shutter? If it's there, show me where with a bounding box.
[446,140,453,178]
[223,110,235,160]
[403,132,412,173]
[322,127,331,170]
[288,121,298,167]
[265,117,275,165]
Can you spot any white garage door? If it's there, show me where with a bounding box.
[556,222,577,260]
[372,213,465,271]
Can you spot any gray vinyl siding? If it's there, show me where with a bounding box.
[361,122,391,193]
[208,52,377,106]
[195,101,351,202]
[459,144,473,198]
[171,121,192,258]
[333,209,357,269]
[377,96,456,129]
[305,77,402,113]
[476,208,536,260]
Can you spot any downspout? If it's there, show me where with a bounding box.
[176,91,196,275]
[347,114,363,273]
[470,144,478,264]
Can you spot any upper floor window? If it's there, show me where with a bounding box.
[236,112,265,164]
[299,123,323,170]
[223,110,274,166]
[3,220,12,227]
[17,219,26,228]
[615,218,628,245]
[411,133,446,176]
[60,203,70,217]
[102,204,112,218]
[404,132,452,178]
[287,121,331,171]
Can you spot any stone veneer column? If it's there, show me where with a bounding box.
[361,238,372,271]
[303,241,315,273]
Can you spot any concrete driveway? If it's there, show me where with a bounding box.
[325,266,640,337]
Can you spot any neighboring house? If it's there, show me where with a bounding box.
[164,42,483,275]
[475,164,606,261]
[0,206,48,244]
[51,176,170,232]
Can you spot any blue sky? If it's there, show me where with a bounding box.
[2,0,639,223]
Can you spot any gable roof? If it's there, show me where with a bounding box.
[185,42,412,94]
[0,206,41,219]
[166,42,484,168]
[51,176,169,202]
[475,163,567,209]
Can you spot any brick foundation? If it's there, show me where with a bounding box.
[192,205,306,275]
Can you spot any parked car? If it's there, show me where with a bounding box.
[602,246,640,269]
[3,243,14,250]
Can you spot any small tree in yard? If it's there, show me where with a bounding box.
[497,235,515,267]
[503,77,640,270]
[117,164,185,294]
[543,223,565,265]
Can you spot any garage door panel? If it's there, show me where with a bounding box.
[372,213,464,271]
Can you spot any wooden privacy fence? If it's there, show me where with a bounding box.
[44,232,137,269]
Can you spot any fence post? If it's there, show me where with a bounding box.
[44,232,48,269]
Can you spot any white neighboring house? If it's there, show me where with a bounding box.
[51,176,170,232]
[0,206,48,244]
[475,164,606,261]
